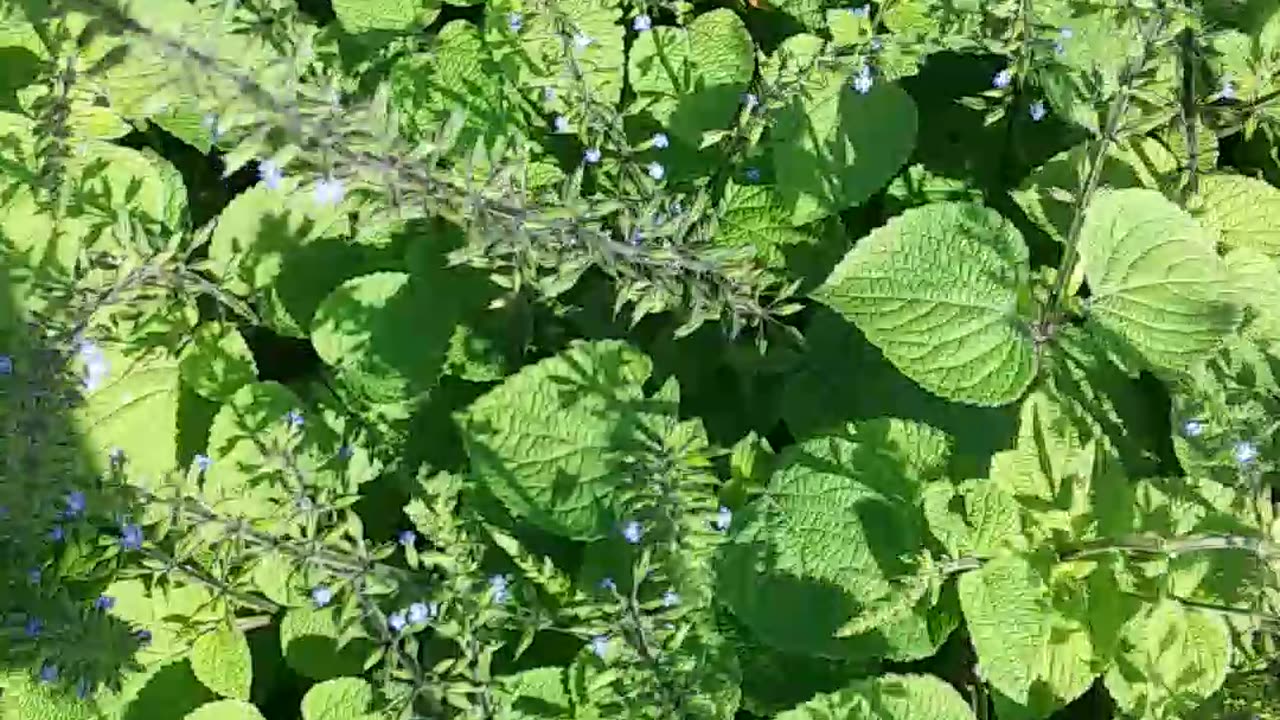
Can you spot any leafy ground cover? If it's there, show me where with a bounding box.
[0,0,1278,718]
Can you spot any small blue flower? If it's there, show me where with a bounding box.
[388,610,407,633]
[647,162,665,181]
[135,629,152,646]
[0,354,12,375]
[1220,78,1236,101]
[662,589,680,607]
[398,530,417,547]
[120,523,143,550]
[651,132,669,149]
[25,617,43,637]
[714,506,732,531]
[633,14,652,31]
[1029,100,1047,122]
[193,454,212,473]
[313,177,345,206]
[28,568,41,585]
[852,64,873,94]
[489,574,511,604]
[599,577,617,592]
[744,167,761,183]
[1182,420,1205,438]
[507,12,523,31]
[311,585,333,608]
[38,664,57,684]
[543,86,556,102]
[94,595,115,611]
[584,148,602,164]
[851,4,870,18]
[109,447,125,465]
[76,677,91,699]
[870,37,882,51]
[65,490,86,517]
[1234,441,1258,465]
[993,68,1013,89]
[1059,27,1074,39]
[49,525,64,542]
[574,32,593,49]
[258,160,284,190]
[554,115,570,133]
[407,601,432,624]
[589,634,609,659]
[337,445,354,460]
[742,93,759,112]
[285,409,305,429]
[622,520,643,544]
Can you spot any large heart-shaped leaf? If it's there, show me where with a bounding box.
[457,340,654,539]
[813,202,1037,407]
[717,419,955,659]
[311,272,455,414]
[1078,188,1238,373]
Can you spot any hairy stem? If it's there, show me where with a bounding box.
[1178,27,1200,200]
[1040,15,1166,323]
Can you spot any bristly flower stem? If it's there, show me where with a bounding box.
[1040,14,1167,325]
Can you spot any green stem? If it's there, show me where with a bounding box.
[1121,590,1280,629]
[1178,27,1199,200]
[1063,533,1280,562]
[1040,15,1166,324]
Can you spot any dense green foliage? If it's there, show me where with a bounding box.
[0,0,1278,718]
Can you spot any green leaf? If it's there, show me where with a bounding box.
[0,671,100,720]
[958,553,1052,705]
[183,700,267,720]
[487,0,625,110]
[204,382,378,518]
[311,271,453,412]
[279,607,375,681]
[333,0,434,32]
[300,678,374,720]
[1077,188,1239,373]
[991,562,1134,720]
[626,9,754,145]
[1013,136,1180,246]
[457,340,654,539]
[96,660,215,720]
[713,181,824,268]
[0,113,189,281]
[717,419,957,659]
[775,673,976,719]
[179,322,257,402]
[1103,601,1231,720]
[494,668,572,719]
[191,626,253,700]
[207,185,398,338]
[1224,248,1280,343]
[102,580,219,662]
[813,202,1036,407]
[767,35,917,225]
[74,344,181,479]
[922,479,1025,557]
[987,391,1135,545]
[780,309,1018,478]
[390,20,517,147]
[1189,173,1280,255]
